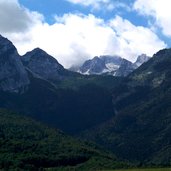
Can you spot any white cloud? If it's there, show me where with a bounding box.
[0,0,43,33]
[109,16,166,61]
[134,0,171,37]
[0,0,166,68]
[66,0,111,9]
[65,0,130,11]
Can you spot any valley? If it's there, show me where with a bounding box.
[0,35,171,170]
[1,0,171,170]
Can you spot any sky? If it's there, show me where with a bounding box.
[0,0,171,68]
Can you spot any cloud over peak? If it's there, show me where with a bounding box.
[0,0,167,68]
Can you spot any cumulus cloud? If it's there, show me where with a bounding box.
[134,0,171,37]
[65,0,129,11]
[0,0,43,33]
[0,0,167,68]
[109,16,166,61]
[66,0,112,10]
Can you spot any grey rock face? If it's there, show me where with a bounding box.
[78,55,123,75]
[79,56,107,74]
[0,35,30,92]
[115,59,134,77]
[22,48,66,82]
[133,54,150,68]
[74,54,150,77]
[78,55,132,76]
[100,55,122,65]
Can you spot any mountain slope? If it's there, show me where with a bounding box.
[115,58,134,77]
[0,70,116,135]
[80,48,171,166]
[0,35,117,135]
[2,34,171,167]
[130,49,170,87]
[0,108,127,170]
[0,35,29,92]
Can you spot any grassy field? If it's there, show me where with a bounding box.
[104,168,171,171]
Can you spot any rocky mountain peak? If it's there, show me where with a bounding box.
[21,48,66,81]
[22,48,58,63]
[79,56,107,74]
[77,55,135,76]
[115,58,134,77]
[134,54,150,67]
[100,55,122,64]
[0,35,30,92]
[0,35,17,54]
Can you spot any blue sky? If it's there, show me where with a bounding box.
[0,0,171,67]
[19,0,147,26]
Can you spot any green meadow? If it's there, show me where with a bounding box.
[106,168,171,171]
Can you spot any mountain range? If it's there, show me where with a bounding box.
[70,54,150,76]
[0,35,121,135]
[81,48,171,165]
[0,34,171,169]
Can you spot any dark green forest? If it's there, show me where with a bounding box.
[0,109,127,170]
[81,49,171,166]
[1,34,171,170]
